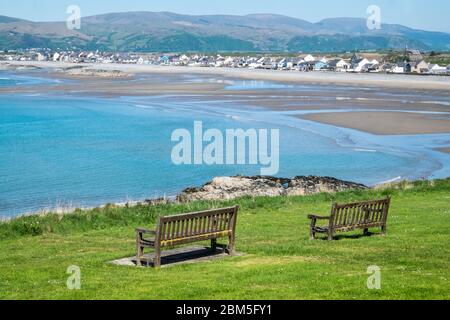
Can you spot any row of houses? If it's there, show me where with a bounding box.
[2,50,144,64]
[256,52,449,75]
[3,49,450,75]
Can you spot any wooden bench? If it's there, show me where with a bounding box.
[136,206,238,267]
[308,198,391,240]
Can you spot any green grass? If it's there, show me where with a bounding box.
[0,179,449,300]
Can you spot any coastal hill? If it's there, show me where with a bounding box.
[1,12,449,52]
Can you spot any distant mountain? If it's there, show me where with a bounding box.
[0,12,449,52]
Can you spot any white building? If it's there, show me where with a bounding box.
[224,57,235,66]
[303,54,316,62]
[350,58,370,72]
[277,58,287,69]
[391,64,405,74]
[328,59,349,72]
[52,52,61,62]
[32,52,46,61]
[428,64,447,74]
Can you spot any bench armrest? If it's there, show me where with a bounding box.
[136,228,156,235]
[307,215,330,220]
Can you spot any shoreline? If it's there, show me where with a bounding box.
[0,175,430,221]
[3,61,450,91]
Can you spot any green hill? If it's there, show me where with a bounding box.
[1,12,449,52]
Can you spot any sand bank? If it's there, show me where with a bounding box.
[302,111,450,135]
[435,147,450,154]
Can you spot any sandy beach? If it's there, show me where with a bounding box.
[3,60,450,90]
[302,112,450,135]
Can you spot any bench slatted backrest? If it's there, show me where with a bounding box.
[158,207,238,241]
[330,198,390,228]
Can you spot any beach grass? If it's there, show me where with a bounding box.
[0,179,449,300]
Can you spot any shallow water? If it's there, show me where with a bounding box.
[0,71,60,87]
[0,72,449,217]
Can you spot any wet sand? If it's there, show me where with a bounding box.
[302,112,450,135]
[436,147,450,154]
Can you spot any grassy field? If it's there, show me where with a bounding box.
[0,179,449,300]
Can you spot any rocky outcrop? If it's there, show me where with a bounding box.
[176,176,368,202]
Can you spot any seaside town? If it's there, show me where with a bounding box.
[2,48,450,75]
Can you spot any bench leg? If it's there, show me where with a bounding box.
[327,231,334,241]
[136,239,143,267]
[310,228,316,240]
[154,247,161,268]
[211,238,217,251]
[363,228,370,236]
[227,235,236,255]
[381,225,387,236]
[136,248,142,267]
[309,219,317,240]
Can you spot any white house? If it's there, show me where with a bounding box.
[350,58,370,72]
[363,60,380,72]
[391,63,407,74]
[303,54,316,62]
[223,57,234,66]
[429,64,447,74]
[286,60,294,70]
[337,60,350,71]
[215,56,226,67]
[328,59,349,72]
[32,52,46,61]
[52,52,60,62]
[277,58,287,69]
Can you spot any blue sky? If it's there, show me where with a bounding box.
[1,0,449,33]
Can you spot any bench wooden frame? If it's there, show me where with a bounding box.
[136,206,238,267]
[308,198,391,240]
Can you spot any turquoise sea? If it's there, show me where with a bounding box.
[0,72,449,217]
